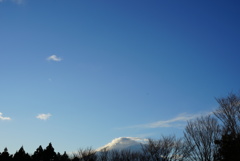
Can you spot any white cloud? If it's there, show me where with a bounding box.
[128,112,210,129]
[36,113,52,120]
[0,112,11,121]
[47,55,62,62]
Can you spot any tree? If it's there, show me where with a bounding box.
[214,132,240,161]
[97,148,109,161]
[0,147,12,161]
[74,147,96,161]
[13,146,31,161]
[214,93,240,135]
[184,115,220,161]
[43,143,56,161]
[141,135,191,161]
[60,151,70,161]
[108,150,121,161]
[119,149,140,161]
[32,145,44,161]
[214,93,240,161]
[55,152,70,161]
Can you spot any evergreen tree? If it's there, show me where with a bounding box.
[60,152,70,161]
[55,152,61,161]
[43,143,56,161]
[215,132,240,161]
[0,147,12,161]
[13,146,31,161]
[71,157,79,161]
[32,145,44,161]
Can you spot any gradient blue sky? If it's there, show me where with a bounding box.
[1,0,240,154]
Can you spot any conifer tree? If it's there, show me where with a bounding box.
[60,152,70,161]
[43,143,56,161]
[13,146,31,161]
[32,145,44,161]
[0,147,12,161]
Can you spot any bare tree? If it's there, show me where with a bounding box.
[213,93,240,161]
[108,150,121,161]
[101,149,144,161]
[74,147,97,161]
[214,93,240,135]
[184,115,221,161]
[141,135,191,161]
[97,148,109,161]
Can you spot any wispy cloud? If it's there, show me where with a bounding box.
[126,112,210,129]
[0,112,11,121]
[36,113,52,120]
[47,55,62,62]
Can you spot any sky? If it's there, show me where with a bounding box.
[1,0,240,154]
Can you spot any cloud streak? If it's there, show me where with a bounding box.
[0,112,11,121]
[36,113,52,120]
[127,112,210,129]
[47,55,62,62]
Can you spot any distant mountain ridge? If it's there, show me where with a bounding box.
[96,137,147,152]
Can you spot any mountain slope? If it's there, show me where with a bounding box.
[97,137,147,152]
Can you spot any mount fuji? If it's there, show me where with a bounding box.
[96,137,147,152]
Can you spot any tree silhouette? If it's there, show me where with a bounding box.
[141,135,190,161]
[32,145,44,161]
[215,132,240,161]
[74,147,97,161]
[13,146,31,161]
[60,152,70,161]
[55,152,70,161]
[184,115,220,161]
[214,93,240,135]
[214,93,240,161]
[43,143,56,161]
[0,147,12,161]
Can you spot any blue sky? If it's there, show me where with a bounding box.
[1,0,240,154]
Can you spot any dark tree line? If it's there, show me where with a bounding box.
[0,143,70,161]
[1,93,240,161]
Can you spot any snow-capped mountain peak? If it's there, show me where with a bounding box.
[97,137,147,152]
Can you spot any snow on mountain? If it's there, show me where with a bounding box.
[96,137,147,152]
